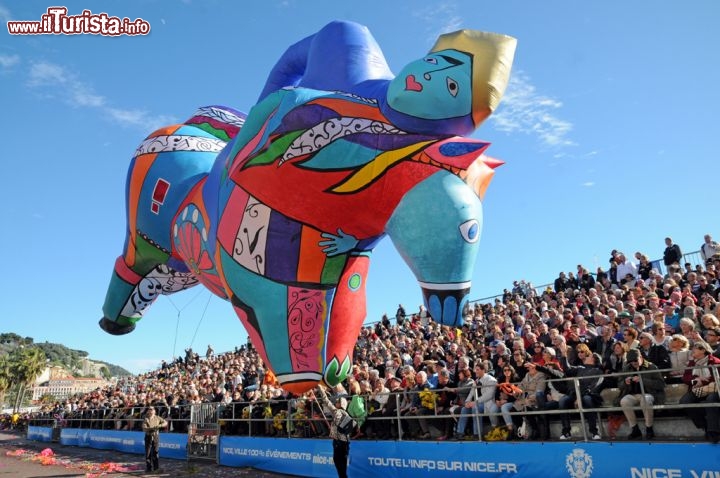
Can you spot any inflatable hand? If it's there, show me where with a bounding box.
[319,229,359,257]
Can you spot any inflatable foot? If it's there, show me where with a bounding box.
[99,317,136,335]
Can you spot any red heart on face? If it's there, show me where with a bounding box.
[405,75,423,92]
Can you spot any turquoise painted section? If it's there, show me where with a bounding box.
[386,170,482,283]
[134,150,216,251]
[101,270,136,321]
[219,248,292,373]
[226,88,330,163]
[300,139,377,170]
[175,124,225,139]
[387,50,473,120]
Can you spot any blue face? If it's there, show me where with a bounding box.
[387,49,473,120]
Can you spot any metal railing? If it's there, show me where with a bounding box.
[29,405,192,433]
[467,249,707,306]
[29,363,719,443]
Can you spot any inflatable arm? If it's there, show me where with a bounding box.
[258,21,394,101]
[257,35,313,101]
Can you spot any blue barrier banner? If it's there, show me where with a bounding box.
[43,432,720,477]
[219,436,336,477]
[351,441,720,478]
[60,428,89,446]
[158,433,187,460]
[87,430,144,454]
[57,429,186,460]
[27,426,52,442]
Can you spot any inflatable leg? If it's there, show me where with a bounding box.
[100,119,220,334]
[100,252,157,335]
[221,246,331,394]
[99,234,199,335]
[323,255,369,387]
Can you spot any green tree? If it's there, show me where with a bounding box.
[99,366,111,380]
[8,347,47,412]
[0,356,10,408]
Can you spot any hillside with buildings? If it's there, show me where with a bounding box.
[0,332,131,378]
[1,332,132,407]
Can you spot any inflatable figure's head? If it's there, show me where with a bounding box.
[387,30,516,133]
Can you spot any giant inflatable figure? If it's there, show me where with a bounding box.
[99,21,516,393]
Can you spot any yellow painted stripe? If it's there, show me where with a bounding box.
[331,140,434,193]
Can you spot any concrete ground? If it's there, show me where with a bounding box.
[0,430,296,478]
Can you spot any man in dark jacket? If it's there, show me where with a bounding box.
[378,376,403,439]
[554,272,570,293]
[619,348,665,440]
[557,350,604,440]
[663,237,682,268]
[395,304,406,326]
[637,332,671,371]
[590,325,617,363]
[433,369,458,440]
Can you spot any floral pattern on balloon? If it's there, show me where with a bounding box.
[173,204,228,299]
[287,287,325,371]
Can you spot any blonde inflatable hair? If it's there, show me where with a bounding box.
[430,30,517,127]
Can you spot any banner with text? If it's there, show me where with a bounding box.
[351,441,720,478]
[219,436,336,477]
[33,429,720,477]
[59,429,186,460]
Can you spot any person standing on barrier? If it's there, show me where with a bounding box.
[316,387,351,478]
[701,234,720,264]
[142,406,167,473]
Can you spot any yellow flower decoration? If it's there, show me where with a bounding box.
[419,389,437,409]
[292,410,308,427]
[273,410,288,431]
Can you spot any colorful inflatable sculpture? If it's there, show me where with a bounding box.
[99,21,516,393]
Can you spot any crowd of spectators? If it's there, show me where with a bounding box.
[31,235,720,443]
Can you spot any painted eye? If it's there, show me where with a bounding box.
[446,77,459,97]
[459,219,480,243]
[424,57,438,64]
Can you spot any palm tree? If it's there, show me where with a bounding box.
[0,356,10,408]
[9,347,47,412]
[6,351,23,410]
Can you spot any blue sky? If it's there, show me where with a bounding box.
[1,1,718,374]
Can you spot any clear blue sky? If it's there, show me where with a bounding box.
[1,1,717,374]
